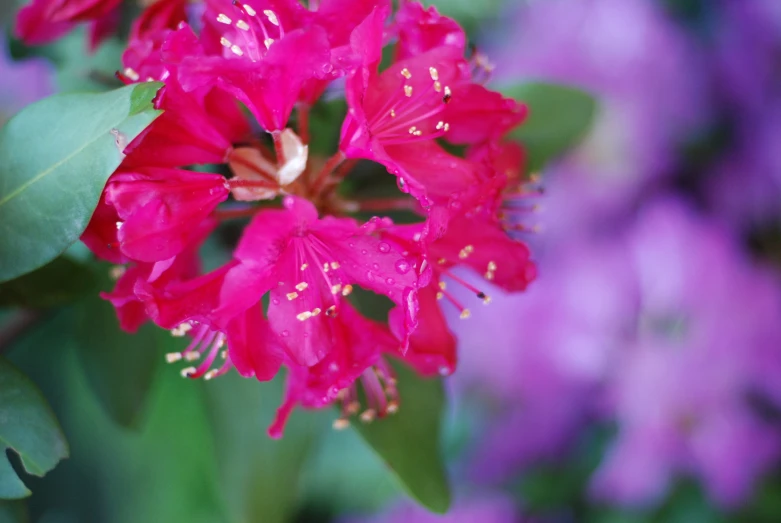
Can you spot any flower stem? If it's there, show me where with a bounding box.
[311,151,346,194]
[228,152,278,184]
[214,207,263,220]
[356,196,417,212]
[227,178,278,189]
[298,105,310,145]
[272,130,286,167]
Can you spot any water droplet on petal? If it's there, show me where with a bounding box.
[281,330,289,337]
[282,196,295,209]
[385,277,395,285]
[361,249,368,255]
[395,259,411,274]
[377,242,391,253]
[372,262,380,270]
[366,271,375,281]
[272,298,280,305]
[397,177,409,193]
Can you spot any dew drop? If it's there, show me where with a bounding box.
[395,259,411,274]
[282,196,295,209]
[397,177,409,193]
[361,249,368,255]
[365,270,375,281]
[281,330,289,337]
[322,63,334,74]
[372,262,380,270]
[272,298,280,305]
[377,242,391,253]
[385,277,395,285]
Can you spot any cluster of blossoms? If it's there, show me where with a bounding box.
[15,0,535,436]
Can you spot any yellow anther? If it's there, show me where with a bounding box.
[263,9,279,25]
[295,282,308,291]
[286,292,299,301]
[333,418,350,430]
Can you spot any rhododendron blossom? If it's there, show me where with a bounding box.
[17,0,537,437]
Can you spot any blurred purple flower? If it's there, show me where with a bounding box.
[592,200,781,507]
[710,0,781,119]
[342,495,520,523]
[707,0,781,227]
[483,0,707,241]
[449,198,781,507]
[708,104,781,228]
[0,32,54,123]
[450,241,636,480]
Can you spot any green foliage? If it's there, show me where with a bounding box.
[0,501,28,523]
[502,82,598,173]
[0,358,68,499]
[0,83,162,283]
[71,266,161,428]
[351,360,451,514]
[0,257,97,308]
[204,374,330,523]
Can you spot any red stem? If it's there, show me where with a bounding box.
[298,105,310,145]
[311,151,346,194]
[214,208,263,220]
[228,178,278,189]
[355,196,417,212]
[229,149,279,184]
[272,130,286,167]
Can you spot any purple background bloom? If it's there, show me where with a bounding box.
[0,31,54,123]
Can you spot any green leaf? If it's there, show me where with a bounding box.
[0,357,69,499]
[0,500,28,523]
[0,256,97,308]
[0,82,163,283]
[502,82,598,173]
[351,360,451,513]
[72,268,160,428]
[204,374,329,523]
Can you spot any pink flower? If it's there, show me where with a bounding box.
[101,220,211,332]
[236,197,422,364]
[122,78,251,168]
[15,0,122,49]
[394,0,466,59]
[130,0,188,41]
[339,7,524,213]
[269,301,399,437]
[77,0,538,438]
[105,167,230,262]
[165,8,331,132]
